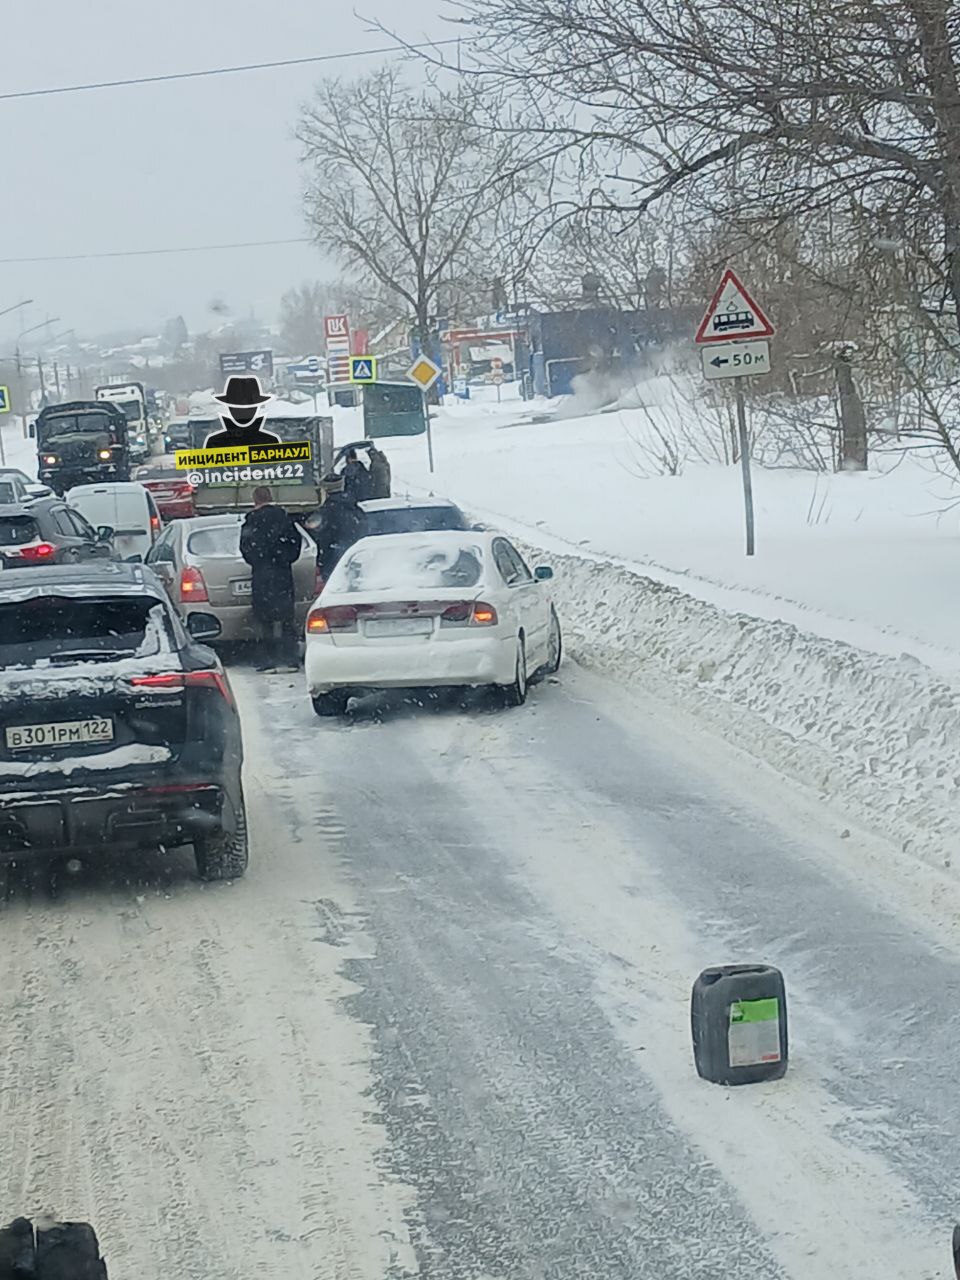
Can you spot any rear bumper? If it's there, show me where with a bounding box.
[184,601,311,644]
[0,775,242,861]
[305,633,515,693]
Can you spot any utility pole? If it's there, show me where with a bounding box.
[53,361,61,401]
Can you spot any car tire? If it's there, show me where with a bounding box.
[312,690,351,717]
[536,609,562,680]
[194,798,249,882]
[503,637,528,707]
[36,1221,108,1279]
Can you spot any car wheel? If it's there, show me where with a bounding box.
[538,608,562,679]
[194,798,249,882]
[35,1221,108,1279]
[312,690,351,717]
[503,637,528,707]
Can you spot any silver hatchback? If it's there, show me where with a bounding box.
[144,513,318,642]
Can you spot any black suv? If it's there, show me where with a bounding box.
[0,498,116,567]
[0,563,247,881]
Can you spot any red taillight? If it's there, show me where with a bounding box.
[15,541,57,562]
[306,605,357,634]
[179,565,208,602]
[130,670,234,706]
[150,514,161,535]
[439,601,499,627]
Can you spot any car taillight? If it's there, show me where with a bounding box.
[130,670,234,707]
[150,515,161,535]
[15,541,57,562]
[440,601,499,627]
[306,605,357,634]
[179,565,208,602]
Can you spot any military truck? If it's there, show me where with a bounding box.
[32,401,131,496]
[185,411,334,517]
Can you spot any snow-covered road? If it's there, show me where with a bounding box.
[1,659,957,1278]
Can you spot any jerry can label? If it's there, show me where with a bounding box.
[728,998,781,1067]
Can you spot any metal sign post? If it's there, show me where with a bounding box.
[406,355,443,474]
[695,268,775,558]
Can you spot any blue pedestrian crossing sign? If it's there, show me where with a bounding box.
[0,386,10,414]
[349,356,377,384]
[306,355,321,374]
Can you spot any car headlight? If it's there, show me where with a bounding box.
[42,454,58,465]
[98,448,112,460]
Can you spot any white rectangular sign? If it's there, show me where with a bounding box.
[701,339,771,380]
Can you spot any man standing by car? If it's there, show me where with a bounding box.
[368,446,391,499]
[239,486,302,673]
[307,473,367,585]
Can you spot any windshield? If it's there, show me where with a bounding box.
[187,524,241,558]
[38,413,118,437]
[332,539,484,593]
[116,400,143,422]
[364,506,467,536]
[0,595,168,664]
[0,515,39,546]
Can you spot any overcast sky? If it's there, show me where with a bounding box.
[0,0,444,350]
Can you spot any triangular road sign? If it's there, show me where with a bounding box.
[695,269,775,344]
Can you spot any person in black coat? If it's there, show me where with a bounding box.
[308,473,368,583]
[341,449,372,503]
[239,486,302,672]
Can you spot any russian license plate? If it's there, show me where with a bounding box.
[5,717,114,751]
[232,580,253,597]
[364,617,433,638]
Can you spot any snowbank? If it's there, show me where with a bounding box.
[513,538,960,872]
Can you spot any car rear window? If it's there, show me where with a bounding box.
[0,594,171,666]
[0,516,39,546]
[333,540,485,594]
[365,507,467,536]
[187,525,241,558]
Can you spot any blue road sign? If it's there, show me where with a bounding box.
[306,356,321,374]
[0,386,10,413]
[349,356,377,384]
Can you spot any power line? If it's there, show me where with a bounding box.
[0,40,463,102]
[0,237,314,264]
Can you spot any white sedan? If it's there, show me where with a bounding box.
[304,530,562,716]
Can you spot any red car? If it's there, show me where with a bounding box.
[134,461,195,521]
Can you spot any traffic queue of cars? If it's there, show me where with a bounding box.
[0,454,561,893]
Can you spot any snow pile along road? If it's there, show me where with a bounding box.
[516,538,960,871]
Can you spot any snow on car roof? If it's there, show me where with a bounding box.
[326,530,491,597]
[0,562,164,602]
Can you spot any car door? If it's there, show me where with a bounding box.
[501,539,550,661]
[145,522,181,600]
[64,506,114,560]
[46,504,89,563]
[491,537,541,649]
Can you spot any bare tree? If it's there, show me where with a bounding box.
[297,66,536,369]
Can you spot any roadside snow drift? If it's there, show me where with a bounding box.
[515,539,960,872]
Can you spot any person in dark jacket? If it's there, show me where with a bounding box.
[239,486,302,672]
[341,449,372,503]
[309,473,367,583]
[367,447,391,499]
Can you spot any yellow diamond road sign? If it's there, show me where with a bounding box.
[407,355,442,391]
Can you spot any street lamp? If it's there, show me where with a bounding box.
[0,299,33,324]
[13,317,59,433]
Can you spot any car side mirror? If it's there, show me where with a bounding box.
[25,483,52,499]
[97,525,115,541]
[27,423,36,438]
[187,612,222,642]
[125,553,143,564]
[471,523,486,532]
[534,565,554,581]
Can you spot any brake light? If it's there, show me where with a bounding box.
[15,541,56,562]
[150,514,161,534]
[130,670,234,707]
[306,605,357,633]
[439,601,499,627]
[179,565,208,602]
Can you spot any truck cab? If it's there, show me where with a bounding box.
[95,382,150,463]
[35,401,130,496]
